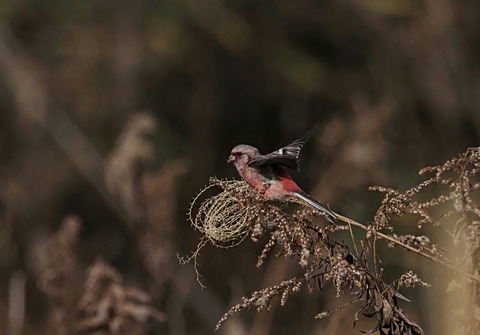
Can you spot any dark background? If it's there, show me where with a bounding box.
[0,0,479,334]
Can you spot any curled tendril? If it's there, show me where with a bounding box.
[188,179,252,248]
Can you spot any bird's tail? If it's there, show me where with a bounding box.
[292,192,337,224]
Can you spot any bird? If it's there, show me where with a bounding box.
[227,130,337,223]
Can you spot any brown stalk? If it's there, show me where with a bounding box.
[335,213,480,283]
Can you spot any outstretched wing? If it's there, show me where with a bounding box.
[248,128,315,171]
[272,130,312,160]
[248,154,299,170]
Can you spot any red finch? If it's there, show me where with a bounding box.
[227,131,337,223]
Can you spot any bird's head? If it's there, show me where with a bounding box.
[227,144,259,166]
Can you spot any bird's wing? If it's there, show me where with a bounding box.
[248,154,299,170]
[248,128,315,171]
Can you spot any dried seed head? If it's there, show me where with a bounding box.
[397,271,431,288]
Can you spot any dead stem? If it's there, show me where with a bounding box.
[335,213,479,283]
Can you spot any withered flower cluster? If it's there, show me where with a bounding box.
[372,147,480,334]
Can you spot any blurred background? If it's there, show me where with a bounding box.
[0,0,479,334]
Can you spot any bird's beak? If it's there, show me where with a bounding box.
[227,155,235,163]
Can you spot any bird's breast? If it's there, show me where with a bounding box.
[237,165,301,200]
[237,165,267,192]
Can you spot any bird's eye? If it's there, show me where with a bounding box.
[233,152,241,157]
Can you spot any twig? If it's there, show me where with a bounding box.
[346,220,360,256]
[335,214,480,283]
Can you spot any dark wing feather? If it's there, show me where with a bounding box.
[248,154,299,170]
[273,127,315,159]
[248,128,315,171]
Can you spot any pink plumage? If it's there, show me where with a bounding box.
[227,132,337,224]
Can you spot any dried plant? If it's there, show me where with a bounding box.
[179,179,260,287]
[185,178,423,334]
[33,215,82,335]
[185,147,480,334]
[370,147,480,334]
[32,215,166,335]
[188,179,254,248]
[75,258,166,335]
[104,112,157,222]
[104,112,188,299]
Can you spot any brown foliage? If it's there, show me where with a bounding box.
[33,216,82,335]
[32,216,166,335]
[76,259,166,335]
[188,178,424,334]
[372,147,480,334]
[187,147,480,334]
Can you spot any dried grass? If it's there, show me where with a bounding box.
[33,215,166,335]
[104,112,157,222]
[33,215,82,335]
[188,179,254,248]
[105,112,187,298]
[76,258,166,335]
